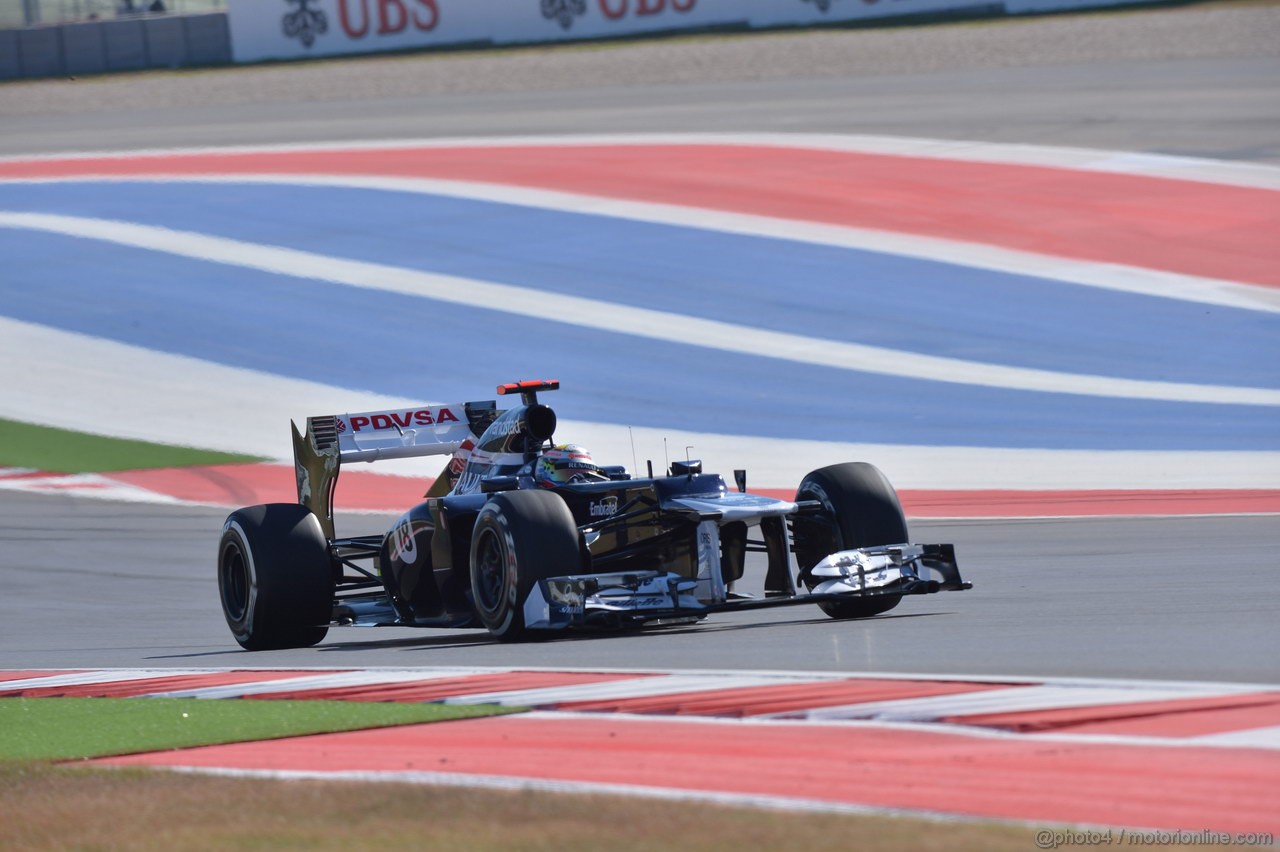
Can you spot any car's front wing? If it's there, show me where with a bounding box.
[522,543,970,630]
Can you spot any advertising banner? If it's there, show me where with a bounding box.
[227,0,1010,63]
[745,0,998,28]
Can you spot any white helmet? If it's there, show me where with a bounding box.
[535,444,607,486]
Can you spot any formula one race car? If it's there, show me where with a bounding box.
[216,381,970,650]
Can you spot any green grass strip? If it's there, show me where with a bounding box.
[0,418,262,473]
[0,698,517,761]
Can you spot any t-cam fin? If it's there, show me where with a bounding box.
[293,416,340,539]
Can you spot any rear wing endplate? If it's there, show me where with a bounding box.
[292,400,498,537]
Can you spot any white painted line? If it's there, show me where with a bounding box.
[156,764,1011,826]
[0,318,1276,493]
[0,315,414,464]
[2,211,1276,408]
[8,173,1277,315]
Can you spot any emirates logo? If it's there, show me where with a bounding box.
[283,0,329,48]
[541,0,587,30]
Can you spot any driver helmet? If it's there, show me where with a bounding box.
[536,444,608,486]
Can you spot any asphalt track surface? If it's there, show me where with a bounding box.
[2,4,1277,682]
[2,490,1276,684]
[1,4,1277,162]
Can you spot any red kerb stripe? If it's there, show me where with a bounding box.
[92,715,1280,833]
[3,144,1275,286]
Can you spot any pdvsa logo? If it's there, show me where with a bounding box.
[349,408,460,432]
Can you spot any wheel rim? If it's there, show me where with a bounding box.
[220,543,249,622]
[472,527,507,614]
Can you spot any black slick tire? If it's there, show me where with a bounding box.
[469,489,580,642]
[794,462,908,619]
[217,503,334,650]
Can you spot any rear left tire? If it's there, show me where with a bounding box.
[218,503,334,650]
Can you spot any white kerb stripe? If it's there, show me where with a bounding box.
[438,674,802,707]
[782,684,1260,722]
[0,669,221,691]
[146,668,500,699]
[1190,725,1280,749]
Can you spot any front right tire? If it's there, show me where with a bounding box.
[469,489,580,642]
[794,462,908,619]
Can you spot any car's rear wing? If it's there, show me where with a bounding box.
[292,400,499,537]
